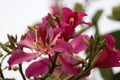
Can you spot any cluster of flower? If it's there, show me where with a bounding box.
[7,7,120,79]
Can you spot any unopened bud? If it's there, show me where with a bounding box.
[76,27,88,36]
[74,55,87,66]
[0,51,3,57]
[82,37,89,46]
[12,66,19,71]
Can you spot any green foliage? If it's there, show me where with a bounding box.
[108,5,120,21]
[0,42,11,54]
[99,68,114,80]
[113,72,120,80]
[92,10,103,26]
[3,78,15,80]
[74,3,84,13]
[92,10,103,35]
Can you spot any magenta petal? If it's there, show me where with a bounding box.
[95,49,120,67]
[37,24,47,46]
[48,39,73,55]
[8,49,39,69]
[105,34,115,50]
[82,21,91,26]
[53,67,62,77]
[62,7,72,21]
[26,58,49,78]
[50,4,59,16]
[78,12,87,19]
[17,33,36,49]
[95,35,120,68]
[60,20,70,27]
[59,55,80,75]
[49,27,62,46]
[71,35,89,53]
[60,21,74,41]
[42,16,49,25]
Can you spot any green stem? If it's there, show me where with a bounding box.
[41,52,59,80]
[0,63,4,79]
[48,52,58,74]
[19,64,26,80]
[0,54,9,79]
[95,25,99,35]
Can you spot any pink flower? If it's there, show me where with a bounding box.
[7,24,61,69]
[25,54,80,78]
[95,35,120,67]
[60,7,91,41]
[7,7,91,79]
[48,35,89,75]
[61,7,91,28]
[18,24,61,53]
[25,35,89,78]
[48,39,81,75]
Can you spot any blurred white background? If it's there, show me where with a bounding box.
[0,0,120,80]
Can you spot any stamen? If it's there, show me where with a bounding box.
[69,17,74,26]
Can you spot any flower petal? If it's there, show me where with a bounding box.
[95,35,120,68]
[37,24,47,46]
[95,49,120,67]
[62,7,72,21]
[78,12,91,26]
[42,16,49,25]
[49,27,62,46]
[8,49,39,69]
[105,34,115,50]
[60,21,74,41]
[71,35,89,53]
[60,20,70,27]
[26,58,49,78]
[59,55,80,75]
[78,12,87,20]
[50,4,59,16]
[17,32,36,49]
[49,39,73,55]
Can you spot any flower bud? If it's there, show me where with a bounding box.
[74,55,87,66]
[12,66,19,71]
[0,51,3,57]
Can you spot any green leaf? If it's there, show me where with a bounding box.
[99,68,114,80]
[109,30,120,49]
[92,10,103,26]
[113,72,120,80]
[74,3,84,13]
[92,10,103,35]
[108,5,120,21]
[3,78,15,80]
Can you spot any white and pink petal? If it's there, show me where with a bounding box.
[8,49,39,69]
[25,58,49,78]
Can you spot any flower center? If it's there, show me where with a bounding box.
[69,17,74,26]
